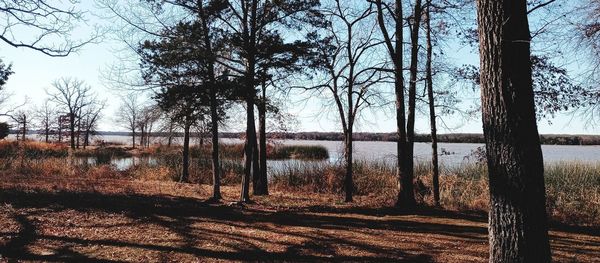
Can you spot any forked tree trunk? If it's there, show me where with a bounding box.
[476,0,551,261]
[398,0,422,208]
[240,0,257,203]
[425,0,440,206]
[376,0,411,209]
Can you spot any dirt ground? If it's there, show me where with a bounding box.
[0,175,598,262]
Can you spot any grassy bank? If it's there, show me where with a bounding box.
[0,141,598,226]
[270,160,600,226]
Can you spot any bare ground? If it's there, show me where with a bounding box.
[0,175,598,262]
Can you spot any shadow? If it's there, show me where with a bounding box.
[0,188,597,262]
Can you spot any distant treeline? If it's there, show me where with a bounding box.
[264,132,600,145]
[11,130,600,145]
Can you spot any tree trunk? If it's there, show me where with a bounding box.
[45,122,49,143]
[210,88,222,200]
[398,0,422,208]
[344,128,353,202]
[241,96,255,202]
[76,117,81,149]
[167,122,173,147]
[140,127,145,149]
[84,130,90,149]
[132,129,136,148]
[21,115,26,141]
[256,84,268,195]
[241,0,258,203]
[425,0,440,207]
[476,0,551,261]
[69,113,75,149]
[252,128,260,194]
[58,123,62,143]
[181,123,191,183]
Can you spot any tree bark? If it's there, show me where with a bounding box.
[240,0,258,203]
[256,83,268,195]
[476,0,551,261]
[132,129,136,148]
[181,123,191,183]
[210,88,222,200]
[45,122,49,143]
[252,127,260,194]
[69,113,75,149]
[21,115,26,141]
[241,96,255,202]
[398,0,422,208]
[344,127,354,202]
[425,0,440,207]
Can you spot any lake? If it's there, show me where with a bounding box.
[95,135,600,165]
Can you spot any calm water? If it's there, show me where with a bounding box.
[102,135,600,163]
[19,134,600,168]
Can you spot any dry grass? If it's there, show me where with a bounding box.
[1,141,599,226]
[0,175,598,262]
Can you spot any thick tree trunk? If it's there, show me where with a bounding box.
[425,0,440,206]
[181,123,191,183]
[398,0,422,208]
[241,0,258,203]
[255,84,268,195]
[210,89,222,200]
[476,0,551,261]
[241,96,255,202]
[381,0,412,209]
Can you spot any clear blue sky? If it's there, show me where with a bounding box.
[0,1,597,135]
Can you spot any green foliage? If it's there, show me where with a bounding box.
[0,59,12,89]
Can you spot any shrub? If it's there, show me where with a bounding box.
[269,145,329,160]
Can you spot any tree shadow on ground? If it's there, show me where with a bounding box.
[0,189,598,262]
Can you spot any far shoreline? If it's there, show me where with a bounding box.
[9,131,600,145]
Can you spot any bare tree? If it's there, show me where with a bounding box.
[476,0,551,261]
[116,93,142,148]
[80,101,106,148]
[34,100,55,143]
[47,77,93,149]
[137,105,161,148]
[424,0,439,206]
[374,0,424,208]
[0,0,97,56]
[13,109,29,141]
[310,0,386,202]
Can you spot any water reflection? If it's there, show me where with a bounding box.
[73,156,160,171]
[72,155,331,175]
